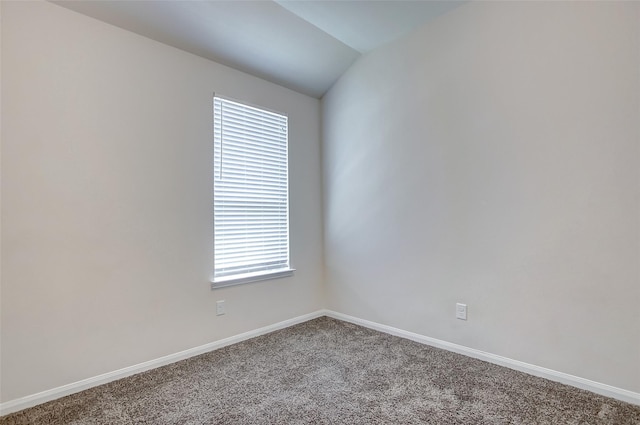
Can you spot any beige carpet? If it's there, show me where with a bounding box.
[2,317,639,424]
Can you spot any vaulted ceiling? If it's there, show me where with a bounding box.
[53,1,464,98]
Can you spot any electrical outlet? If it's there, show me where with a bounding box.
[216,300,226,316]
[456,303,467,320]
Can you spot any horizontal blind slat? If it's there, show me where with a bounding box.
[219,99,288,122]
[215,263,289,278]
[220,144,287,163]
[220,114,287,138]
[215,128,287,150]
[216,158,287,174]
[218,133,286,152]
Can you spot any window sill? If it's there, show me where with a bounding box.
[211,268,295,289]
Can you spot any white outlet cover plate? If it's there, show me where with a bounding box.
[456,303,467,320]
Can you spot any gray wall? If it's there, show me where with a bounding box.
[322,1,640,392]
[1,1,324,402]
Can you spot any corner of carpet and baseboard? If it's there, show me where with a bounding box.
[321,310,640,407]
[1,308,638,416]
[0,309,327,416]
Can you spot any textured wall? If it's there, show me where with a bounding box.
[1,0,324,402]
[322,1,640,392]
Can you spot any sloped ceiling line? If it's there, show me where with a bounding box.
[52,0,464,98]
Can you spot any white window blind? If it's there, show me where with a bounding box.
[213,96,291,285]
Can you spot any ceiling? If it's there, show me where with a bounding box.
[53,1,464,98]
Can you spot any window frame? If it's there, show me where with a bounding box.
[210,94,295,289]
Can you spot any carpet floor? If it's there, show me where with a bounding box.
[2,316,639,424]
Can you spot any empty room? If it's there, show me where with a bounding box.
[1,0,639,423]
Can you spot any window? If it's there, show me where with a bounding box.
[212,96,293,288]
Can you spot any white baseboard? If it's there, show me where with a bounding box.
[3,309,638,416]
[323,310,640,406]
[0,310,325,416]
